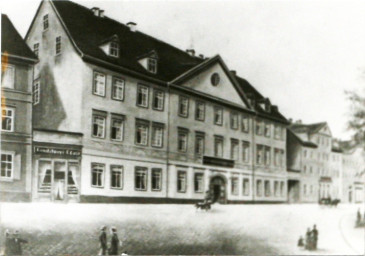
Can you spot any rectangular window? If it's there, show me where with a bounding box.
[111,117,124,141]
[214,136,224,158]
[43,14,49,30]
[243,178,250,196]
[55,36,61,55]
[303,184,307,195]
[151,124,164,148]
[231,177,239,195]
[194,173,204,193]
[33,80,40,105]
[178,130,188,152]
[151,168,162,191]
[136,121,149,146]
[91,163,104,187]
[230,112,239,130]
[1,108,14,132]
[264,180,271,197]
[256,144,264,165]
[135,167,147,191]
[195,101,205,121]
[274,125,282,140]
[256,180,262,197]
[178,96,189,117]
[274,181,279,197]
[264,146,271,165]
[195,133,205,156]
[242,141,250,163]
[1,64,15,89]
[148,58,157,74]
[93,72,106,96]
[33,43,39,57]
[264,123,271,137]
[214,106,223,125]
[177,171,187,193]
[109,41,119,57]
[110,165,123,189]
[153,90,164,111]
[255,120,262,135]
[1,153,13,179]
[280,181,285,196]
[92,114,106,138]
[230,139,239,160]
[112,77,125,100]
[137,85,149,107]
[241,115,249,133]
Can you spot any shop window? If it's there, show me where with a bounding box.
[194,173,204,193]
[264,180,271,197]
[231,177,239,195]
[91,163,104,188]
[111,165,123,189]
[256,180,263,197]
[243,178,250,196]
[135,167,147,191]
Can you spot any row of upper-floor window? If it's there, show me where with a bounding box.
[303,165,332,176]
[315,135,331,147]
[303,149,330,161]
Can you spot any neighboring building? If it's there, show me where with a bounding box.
[330,141,343,200]
[287,121,334,202]
[25,0,288,203]
[341,142,365,204]
[1,14,38,201]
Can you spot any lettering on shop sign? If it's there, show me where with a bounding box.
[34,147,81,157]
[203,156,234,168]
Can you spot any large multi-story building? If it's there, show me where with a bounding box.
[287,121,335,202]
[25,0,288,203]
[1,14,38,201]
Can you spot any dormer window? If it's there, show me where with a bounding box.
[147,58,157,74]
[109,41,119,57]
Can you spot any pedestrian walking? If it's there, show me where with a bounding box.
[4,229,12,256]
[312,224,318,250]
[11,230,28,255]
[297,236,304,247]
[305,227,311,250]
[99,226,107,256]
[357,208,362,226]
[108,227,119,256]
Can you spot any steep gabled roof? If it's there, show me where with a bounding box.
[235,75,288,123]
[290,122,327,135]
[1,14,37,61]
[287,129,318,148]
[30,0,204,82]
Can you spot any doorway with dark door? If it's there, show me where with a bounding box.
[209,176,226,204]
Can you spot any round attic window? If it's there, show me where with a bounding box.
[211,73,220,86]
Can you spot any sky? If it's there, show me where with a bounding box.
[2,0,365,140]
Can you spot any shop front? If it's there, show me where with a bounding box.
[32,130,83,202]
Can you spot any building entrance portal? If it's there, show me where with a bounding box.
[209,176,226,204]
[288,180,300,203]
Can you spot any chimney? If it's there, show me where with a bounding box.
[186,49,195,56]
[230,70,236,76]
[127,22,137,32]
[198,54,204,59]
[91,7,100,16]
[99,10,105,18]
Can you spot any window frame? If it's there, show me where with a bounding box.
[178,96,189,118]
[177,170,187,193]
[264,180,271,197]
[195,132,205,156]
[152,89,165,111]
[110,116,125,142]
[33,43,39,57]
[243,178,250,196]
[194,173,204,193]
[110,165,123,190]
[109,41,119,57]
[264,122,271,138]
[93,71,106,97]
[55,36,61,55]
[256,179,263,197]
[136,84,149,108]
[111,77,125,101]
[231,177,239,195]
[1,107,15,132]
[195,101,205,121]
[242,141,250,163]
[151,123,164,148]
[230,138,239,161]
[214,106,223,126]
[43,14,49,31]
[214,135,224,158]
[147,58,157,74]
[92,114,106,139]
[135,167,148,191]
[241,115,250,133]
[0,152,14,180]
[91,163,105,188]
[230,112,239,130]
[33,80,40,105]
[151,168,162,191]
[177,129,189,153]
[135,120,149,146]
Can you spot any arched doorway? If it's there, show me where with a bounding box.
[209,176,227,204]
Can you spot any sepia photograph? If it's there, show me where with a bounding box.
[1,0,365,255]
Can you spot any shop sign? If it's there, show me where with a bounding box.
[34,146,81,157]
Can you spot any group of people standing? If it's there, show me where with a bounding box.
[99,226,127,256]
[297,224,319,251]
[3,230,28,256]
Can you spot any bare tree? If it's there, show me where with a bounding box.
[346,89,365,144]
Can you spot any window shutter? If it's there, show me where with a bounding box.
[13,154,22,180]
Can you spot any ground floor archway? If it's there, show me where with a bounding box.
[209,176,227,204]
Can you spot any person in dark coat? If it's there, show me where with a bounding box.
[108,227,119,256]
[11,230,28,255]
[297,236,304,247]
[312,224,318,250]
[357,208,362,226]
[99,226,107,255]
[4,229,12,256]
[305,228,312,250]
